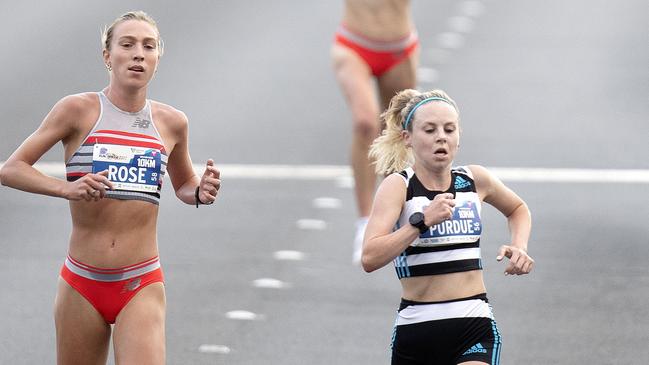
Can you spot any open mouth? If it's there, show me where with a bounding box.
[434,148,448,156]
[128,65,144,72]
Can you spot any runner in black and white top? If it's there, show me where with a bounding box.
[363,88,534,365]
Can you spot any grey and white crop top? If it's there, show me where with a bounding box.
[65,92,168,205]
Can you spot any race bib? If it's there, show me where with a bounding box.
[92,144,162,193]
[414,200,482,246]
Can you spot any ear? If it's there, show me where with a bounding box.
[103,49,110,67]
[401,130,412,148]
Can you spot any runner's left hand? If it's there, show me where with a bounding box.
[198,159,220,204]
[496,245,534,275]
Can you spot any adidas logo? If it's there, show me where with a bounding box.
[454,176,471,189]
[463,343,487,355]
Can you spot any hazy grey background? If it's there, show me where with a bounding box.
[1,1,648,364]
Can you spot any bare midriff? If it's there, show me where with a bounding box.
[342,0,413,40]
[400,270,487,302]
[68,199,159,268]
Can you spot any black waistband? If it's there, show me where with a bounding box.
[398,293,488,311]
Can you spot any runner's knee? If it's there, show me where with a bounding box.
[353,114,381,144]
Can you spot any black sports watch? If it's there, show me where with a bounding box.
[409,212,429,234]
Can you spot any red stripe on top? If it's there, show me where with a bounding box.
[84,136,166,153]
[94,129,159,141]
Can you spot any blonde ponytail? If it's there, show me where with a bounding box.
[369,89,459,175]
[370,89,418,175]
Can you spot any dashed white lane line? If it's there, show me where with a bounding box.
[198,344,231,354]
[425,48,454,65]
[296,219,327,230]
[312,197,342,209]
[437,32,465,49]
[225,310,263,321]
[459,0,486,17]
[448,16,475,33]
[4,162,649,183]
[252,278,291,289]
[417,67,439,84]
[335,175,355,188]
[273,250,307,261]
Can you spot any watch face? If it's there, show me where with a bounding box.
[409,212,424,225]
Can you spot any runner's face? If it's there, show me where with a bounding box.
[104,20,160,89]
[404,102,460,170]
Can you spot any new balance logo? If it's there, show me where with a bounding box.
[122,278,142,292]
[463,343,487,355]
[454,176,471,189]
[131,117,151,129]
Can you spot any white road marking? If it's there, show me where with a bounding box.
[252,278,291,289]
[448,16,475,33]
[437,32,465,49]
[198,344,231,354]
[335,175,355,188]
[459,0,486,17]
[492,168,649,183]
[2,162,648,183]
[296,219,327,230]
[417,67,439,84]
[425,48,453,65]
[313,197,342,209]
[273,250,307,261]
[225,310,262,321]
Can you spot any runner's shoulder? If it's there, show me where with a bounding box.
[46,93,98,126]
[150,100,188,131]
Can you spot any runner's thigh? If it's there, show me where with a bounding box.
[377,49,419,109]
[112,282,166,365]
[332,44,381,123]
[54,277,111,365]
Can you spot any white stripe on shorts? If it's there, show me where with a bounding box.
[64,256,160,282]
[337,25,418,52]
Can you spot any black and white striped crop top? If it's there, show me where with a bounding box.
[65,92,168,205]
[393,166,483,279]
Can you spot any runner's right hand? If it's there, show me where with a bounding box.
[422,193,455,226]
[63,170,114,201]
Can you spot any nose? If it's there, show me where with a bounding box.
[132,44,145,62]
